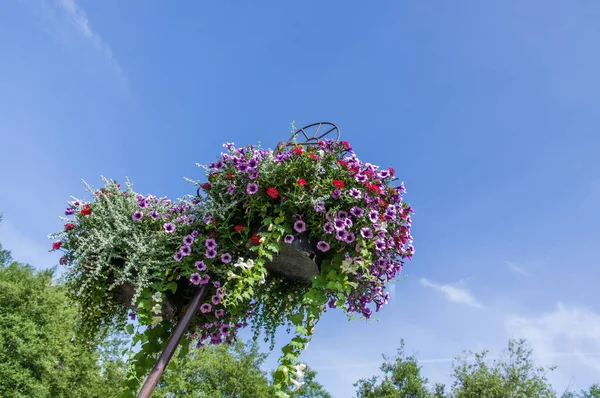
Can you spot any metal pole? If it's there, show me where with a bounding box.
[137,284,209,398]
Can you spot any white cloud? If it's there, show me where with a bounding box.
[506,260,529,276]
[419,278,484,308]
[55,0,122,74]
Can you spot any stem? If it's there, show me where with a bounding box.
[136,284,209,398]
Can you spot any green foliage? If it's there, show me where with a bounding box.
[354,339,599,398]
[0,214,12,267]
[354,339,431,398]
[0,261,125,398]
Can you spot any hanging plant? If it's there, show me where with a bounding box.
[50,127,414,396]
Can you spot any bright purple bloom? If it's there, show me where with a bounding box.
[314,202,325,213]
[212,295,222,305]
[317,241,330,252]
[205,239,217,249]
[220,324,230,335]
[350,206,364,217]
[247,158,258,168]
[333,219,346,231]
[369,210,379,222]
[200,303,212,313]
[345,232,356,243]
[173,252,183,262]
[284,234,295,244]
[294,219,306,233]
[336,230,348,241]
[132,211,143,221]
[356,174,368,183]
[331,189,342,199]
[345,218,353,228]
[221,253,232,263]
[191,230,199,238]
[247,183,259,195]
[183,235,194,245]
[237,163,249,173]
[215,309,225,319]
[323,222,334,234]
[338,211,349,219]
[206,248,217,258]
[227,184,235,195]
[204,216,213,224]
[213,281,221,288]
[199,274,211,284]
[163,222,175,233]
[249,169,259,179]
[180,245,191,256]
[190,273,202,285]
[195,261,207,271]
[349,188,362,199]
[375,239,386,251]
[378,170,390,178]
[149,210,160,220]
[360,228,373,239]
[65,208,75,216]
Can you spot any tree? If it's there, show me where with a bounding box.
[0,214,12,267]
[353,339,433,398]
[0,261,126,397]
[450,339,556,398]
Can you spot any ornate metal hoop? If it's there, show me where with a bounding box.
[285,122,340,146]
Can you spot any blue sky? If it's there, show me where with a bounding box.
[1,1,600,396]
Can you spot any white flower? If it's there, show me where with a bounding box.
[290,377,304,390]
[151,304,162,315]
[227,270,240,280]
[152,292,162,303]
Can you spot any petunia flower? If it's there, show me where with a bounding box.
[333,219,346,231]
[163,223,175,233]
[195,261,207,271]
[65,208,75,216]
[180,245,191,256]
[284,234,295,244]
[190,273,202,285]
[317,241,330,252]
[205,239,217,249]
[247,183,259,195]
[183,235,194,245]
[221,253,232,263]
[331,189,341,199]
[294,219,306,233]
[200,303,212,313]
[350,206,364,217]
[323,222,335,234]
[205,248,217,258]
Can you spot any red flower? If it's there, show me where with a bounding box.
[349,167,359,175]
[52,241,62,250]
[307,153,318,161]
[201,182,212,190]
[266,187,279,199]
[337,159,348,168]
[340,141,351,150]
[234,225,244,232]
[210,231,216,237]
[388,167,396,177]
[297,178,307,186]
[292,146,303,155]
[64,223,76,231]
[332,180,344,189]
[251,232,261,245]
[80,205,92,216]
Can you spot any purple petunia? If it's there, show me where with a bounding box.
[360,227,373,239]
[247,158,258,169]
[205,239,217,249]
[199,274,211,285]
[249,169,259,179]
[163,222,175,233]
[284,234,295,244]
[317,241,330,252]
[221,253,232,263]
[369,210,379,222]
[331,189,342,199]
[173,252,183,262]
[204,216,213,224]
[220,324,230,335]
[323,222,335,234]
[190,273,201,285]
[65,208,75,216]
[338,211,349,219]
[336,230,348,241]
[247,183,259,195]
[149,210,160,220]
[191,230,199,238]
[183,235,194,245]
[180,245,191,256]
[227,184,235,195]
[211,295,222,305]
[333,219,346,231]
[314,202,325,213]
[132,211,143,221]
[345,232,356,243]
[350,206,364,217]
[195,261,207,271]
[215,309,225,319]
[200,303,212,313]
[349,188,362,199]
[375,239,386,251]
[345,218,353,228]
[237,163,249,173]
[294,219,306,233]
[206,248,217,259]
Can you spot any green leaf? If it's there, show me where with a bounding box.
[125,324,134,335]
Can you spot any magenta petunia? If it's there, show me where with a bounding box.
[284,234,294,244]
[195,261,207,271]
[246,183,259,195]
[205,238,217,249]
[221,253,232,264]
[163,222,175,233]
[205,248,217,258]
[317,241,330,252]
[132,211,143,221]
[190,273,202,285]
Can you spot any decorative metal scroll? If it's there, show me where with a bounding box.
[285,122,340,147]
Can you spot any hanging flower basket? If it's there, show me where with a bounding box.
[50,123,415,396]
